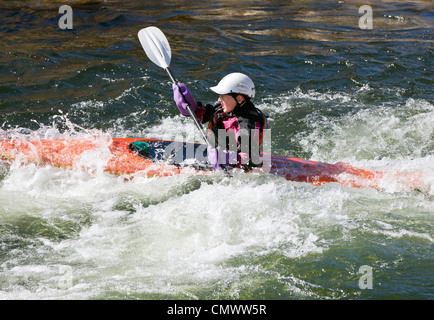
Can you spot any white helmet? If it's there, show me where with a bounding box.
[210,72,255,98]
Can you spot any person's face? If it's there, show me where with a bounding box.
[218,94,244,113]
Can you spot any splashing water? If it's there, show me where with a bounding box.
[0,0,433,300]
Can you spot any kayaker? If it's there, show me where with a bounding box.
[172,72,267,171]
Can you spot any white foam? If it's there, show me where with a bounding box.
[1,91,433,299]
[1,167,349,299]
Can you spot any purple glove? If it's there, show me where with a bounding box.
[207,146,224,170]
[172,83,197,116]
[207,146,232,170]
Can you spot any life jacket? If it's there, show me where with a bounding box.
[197,100,267,169]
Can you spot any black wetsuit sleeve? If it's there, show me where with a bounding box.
[196,102,220,124]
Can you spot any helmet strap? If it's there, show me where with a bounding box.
[230,93,248,110]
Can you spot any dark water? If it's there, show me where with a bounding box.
[0,0,433,300]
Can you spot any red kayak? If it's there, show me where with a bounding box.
[0,137,425,190]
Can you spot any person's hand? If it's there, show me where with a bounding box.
[207,146,227,170]
[172,83,197,116]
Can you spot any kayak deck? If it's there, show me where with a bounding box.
[0,137,425,190]
[0,138,187,178]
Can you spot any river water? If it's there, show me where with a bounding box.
[0,0,433,300]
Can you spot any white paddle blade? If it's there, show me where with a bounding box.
[138,26,171,69]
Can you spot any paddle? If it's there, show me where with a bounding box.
[137,26,212,147]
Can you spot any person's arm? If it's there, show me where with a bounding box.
[172,83,219,123]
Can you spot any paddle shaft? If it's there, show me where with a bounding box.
[165,67,212,147]
[166,67,232,176]
[138,26,230,173]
